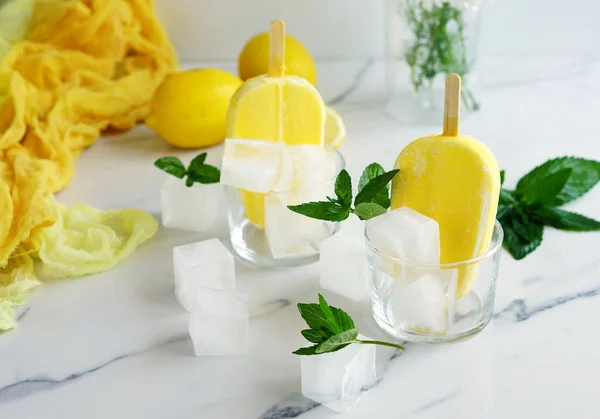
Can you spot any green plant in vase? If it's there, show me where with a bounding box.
[404,0,480,111]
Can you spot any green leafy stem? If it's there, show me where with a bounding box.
[294,294,405,355]
[498,157,600,260]
[403,0,479,112]
[288,163,398,222]
[154,153,221,186]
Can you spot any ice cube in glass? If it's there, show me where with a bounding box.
[301,335,377,412]
[264,194,331,259]
[366,207,440,264]
[220,138,285,193]
[173,238,235,311]
[189,288,249,356]
[366,207,440,280]
[284,145,338,192]
[160,177,223,232]
[389,269,457,334]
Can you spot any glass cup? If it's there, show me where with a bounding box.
[366,221,503,343]
[225,146,345,268]
[385,0,484,125]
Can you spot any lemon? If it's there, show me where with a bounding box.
[325,106,346,148]
[238,32,317,86]
[146,69,242,149]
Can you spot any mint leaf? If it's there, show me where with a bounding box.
[316,329,359,354]
[185,177,194,187]
[358,163,385,192]
[154,157,187,179]
[496,204,512,219]
[293,345,319,355]
[189,152,207,168]
[187,163,220,185]
[330,306,355,332]
[318,294,341,334]
[335,169,353,206]
[520,168,572,206]
[515,157,600,206]
[373,192,391,209]
[354,202,386,220]
[288,202,350,222]
[354,169,399,206]
[297,303,335,336]
[513,209,544,242]
[531,207,600,232]
[359,163,391,209]
[499,211,543,260]
[301,329,330,344]
[500,189,517,206]
[294,294,405,356]
[500,170,505,186]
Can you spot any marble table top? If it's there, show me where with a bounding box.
[1,52,600,418]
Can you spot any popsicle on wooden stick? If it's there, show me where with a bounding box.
[225,20,326,228]
[391,74,500,298]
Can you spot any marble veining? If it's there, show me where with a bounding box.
[0,353,134,404]
[326,58,375,106]
[495,285,600,323]
[258,394,320,419]
[0,333,189,404]
[411,392,458,414]
[16,308,30,322]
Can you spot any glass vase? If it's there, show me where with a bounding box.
[385,0,484,125]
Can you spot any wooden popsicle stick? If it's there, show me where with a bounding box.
[443,73,461,136]
[269,20,286,78]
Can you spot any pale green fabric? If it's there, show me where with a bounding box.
[36,203,158,279]
[0,0,36,61]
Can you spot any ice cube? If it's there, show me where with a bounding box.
[301,334,377,412]
[160,177,223,232]
[189,288,249,356]
[220,138,285,193]
[264,194,332,259]
[285,145,338,191]
[389,269,457,334]
[319,218,370,302]
[366,207,440,264]
[173,239,235,312]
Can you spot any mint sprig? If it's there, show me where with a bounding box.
[287,163,399,221]
[499,157,600,260]
[293,294,405,356]
[154,153,221,186]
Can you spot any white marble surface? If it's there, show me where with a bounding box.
[1,51,600,418]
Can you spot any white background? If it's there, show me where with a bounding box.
[155,0,600,61]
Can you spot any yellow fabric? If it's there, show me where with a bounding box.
[0,0,177,331]
[36,202,158,279]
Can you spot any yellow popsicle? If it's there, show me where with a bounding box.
[226,20,325,228]
[391,74,500,298]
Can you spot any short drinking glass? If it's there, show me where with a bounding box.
[367,221,503,343]
[225,146,345,267]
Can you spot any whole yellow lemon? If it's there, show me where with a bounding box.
[238,32,317,86]
[146,69,242,149]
